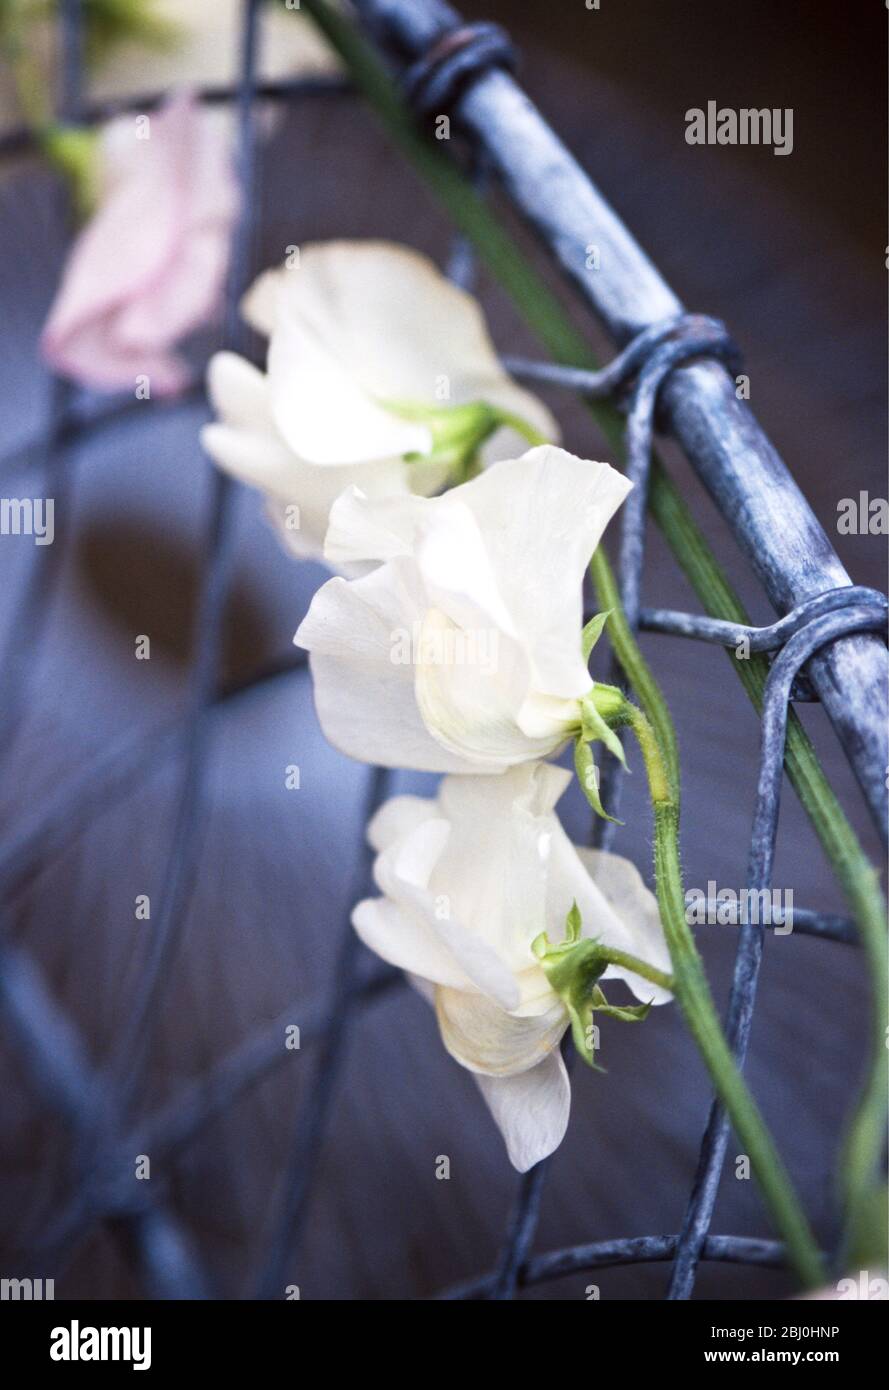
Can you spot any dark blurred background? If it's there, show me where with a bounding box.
[0,0,885,1299]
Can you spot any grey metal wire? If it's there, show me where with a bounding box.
[0,652,309,918]
[402,19,516,116]
[354,0,889,840]
[441,1234,787,1300]
[254,764,393,1299]
[667,601,888,1299]
[0,0,89,769]
[106,0,263,1115]
[517,317,742,850]
[0,0,885,1305]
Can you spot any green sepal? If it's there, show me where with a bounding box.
[388,398,543,486]
[541,934,610,1067]
[580,687,627,766]
[574,735,622,823]
[533,903,652,1070]
[561,898,583,949]
[588,984,652,1024]
[532,899,582,962]
[581,609,612,663]
[401,400,498,483]
[383,400,511,486]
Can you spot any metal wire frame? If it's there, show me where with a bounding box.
[667,600,888,1299]
[103,0,266,1116]
[478,347,887,1300]
[0,0,885,1303]
[351,0,889,841]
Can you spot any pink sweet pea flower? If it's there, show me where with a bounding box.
[40,90,238,396]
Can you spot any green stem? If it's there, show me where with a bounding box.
[650,470,887,1266]
[593,945,674,994]
[303,0,882,904]
[591,547,680,801]
[837,867,888,1268]
[493,408,549,449]
[623,702,824,1287]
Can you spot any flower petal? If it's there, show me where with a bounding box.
[206,351,272,431]
[355,821,519,1008]
[372,816,451,899]
[257,240,557,464]
[435,985,567,1076]
[436,759,571,824]
[204,353,419,565]
[431,763,573,976]
[267,308,431,465]
[474,1050,571,1171]
[295,564,488,772]
[324,486,429,567]
[415,609,567,769]
[414,499,519,637]
[372,819,520,1009]
[240,266,285,338]
[200,423,299,495]
[41,92,236,396]
[352,898,473,992]
[457,447,632,699]
[366,794,440,853]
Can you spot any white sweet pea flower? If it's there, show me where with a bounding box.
[202,349,412,565]
[201,240,556,564]
[295,446,632,771]
[353,762,672,1171]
